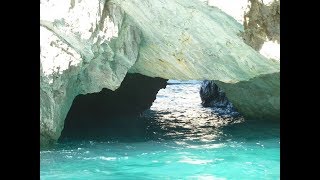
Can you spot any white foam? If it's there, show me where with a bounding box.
[179,157,213,165]
[99,156,117,161]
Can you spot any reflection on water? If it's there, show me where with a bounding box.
[142,80,244,142]
[41,80,280,179]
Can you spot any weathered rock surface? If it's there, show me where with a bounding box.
[200,72,279,120]
[242,0,280,50]
[122,0,279,81]
[40,0,280,147]
[40,0,142,147]
[216,72,279,120]
[200,0,280,120]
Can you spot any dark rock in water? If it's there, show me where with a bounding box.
[200,80,240,117]
[60,73,167,139]
[200,80,227,107]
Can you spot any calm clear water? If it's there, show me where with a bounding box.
[40,81,280,179]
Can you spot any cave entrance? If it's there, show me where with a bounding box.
[59,75,240,142]
[59,73,167,141]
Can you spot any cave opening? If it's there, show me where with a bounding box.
[59,73,168,141]
[59,74,241,143]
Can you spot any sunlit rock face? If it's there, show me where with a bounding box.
[203,0,280,60]
[121,0,279,81]
[200,73,280,121]
[216,72,279,121]
[40,0,142,147]
[242,0,280,51]
[199,0,280,120]
[219,0,279,120]
[40,0,279,147]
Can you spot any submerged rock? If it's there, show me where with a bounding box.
[200,80,240,117]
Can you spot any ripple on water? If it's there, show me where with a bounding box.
[41,81,279,179]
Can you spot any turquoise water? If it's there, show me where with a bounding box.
[40,81,280,179]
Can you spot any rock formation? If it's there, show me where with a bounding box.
[200,0,280,120]
[40,0,280,147]
[200,80,240,117]
[217,72,279,120]
[242,0,280,51]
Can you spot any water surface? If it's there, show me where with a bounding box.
[40,81,280,179]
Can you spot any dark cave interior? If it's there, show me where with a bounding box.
[59,73,168,140]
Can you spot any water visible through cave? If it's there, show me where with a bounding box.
[40,80,280,179]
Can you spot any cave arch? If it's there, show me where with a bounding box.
[59,73,167,140]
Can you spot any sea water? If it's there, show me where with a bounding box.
[40,81,280,179]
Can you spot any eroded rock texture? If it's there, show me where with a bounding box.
[40,0,142,147]
[242,0,280,50]
[216,72,280,121]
